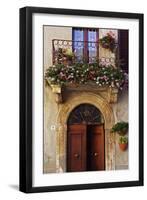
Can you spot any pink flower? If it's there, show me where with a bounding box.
[107,31,117,40]
[59,72,64,76]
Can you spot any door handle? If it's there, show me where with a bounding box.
[93,152,99,157]
[74,153,80,159]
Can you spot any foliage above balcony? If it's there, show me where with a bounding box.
[45,63,127,90]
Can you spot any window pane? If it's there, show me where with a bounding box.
[73,28,84,63]
[88,29,97,63]
[67,104,102,125]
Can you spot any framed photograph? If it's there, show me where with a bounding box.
[19,7,144,193]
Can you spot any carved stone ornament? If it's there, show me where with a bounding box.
[47,79,119,104]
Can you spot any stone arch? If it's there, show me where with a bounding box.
[56,92,115,172]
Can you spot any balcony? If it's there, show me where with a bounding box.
[45,39,126,103]
[52,39,118,66]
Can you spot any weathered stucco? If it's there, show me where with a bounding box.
[112,88,128,170]
[44,26,72,69]
[43,26,72,173]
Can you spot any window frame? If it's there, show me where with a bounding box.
[72,28,99,63]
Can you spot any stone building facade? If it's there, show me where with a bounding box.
[43,26,128,173]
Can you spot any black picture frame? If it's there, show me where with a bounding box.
[19,6,144,193]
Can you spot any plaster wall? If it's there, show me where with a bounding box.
[43,26,72,173]
[44,26,72,69]
[112,88,128,170]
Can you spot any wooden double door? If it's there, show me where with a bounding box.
[67,124,105,172]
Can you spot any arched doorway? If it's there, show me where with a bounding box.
[56,93,115,172]
[67,104,105,172]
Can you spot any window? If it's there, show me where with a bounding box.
[73,28,99,63]
[67,104,103,125]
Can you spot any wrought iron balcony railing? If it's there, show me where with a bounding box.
[52,39,118,65]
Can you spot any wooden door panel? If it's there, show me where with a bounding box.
[69,133,84,171]
[67,124,105,172]
[67,124,86,172]
[87,125,105,171]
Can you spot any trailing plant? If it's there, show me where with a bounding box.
[111,121,128,134]
[99,32,116,53]
[45,63,127,89]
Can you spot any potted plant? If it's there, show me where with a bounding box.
[118,136,128,151]
[99,32,116,53]
[54,48,75,65]
[62,48,75,65]
[111,121,128,135]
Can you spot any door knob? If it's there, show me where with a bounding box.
[74,153,80,158]
[94,152,99,156]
